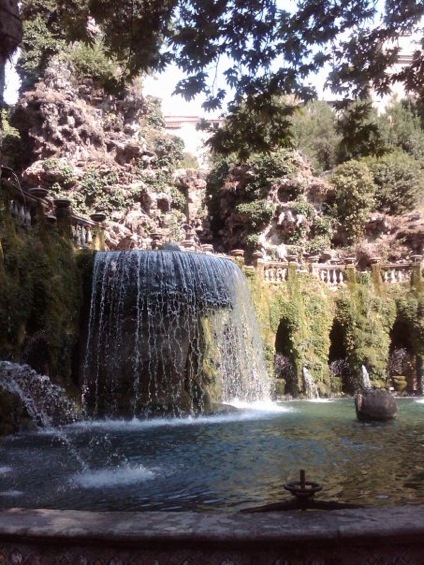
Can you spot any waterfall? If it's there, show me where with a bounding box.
[82,250,270,417]
[303,367,320,399]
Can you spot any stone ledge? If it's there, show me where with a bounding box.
[0,506,423,547]
[1,507,424,564]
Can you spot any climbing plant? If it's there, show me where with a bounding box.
[335,277,396,390]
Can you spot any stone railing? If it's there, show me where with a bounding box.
[260,261,290,283]
[2,181,101,250]
[254,257,422,288]
[71,215,96,248]
[379,263,413,284]
[310,263,348,288]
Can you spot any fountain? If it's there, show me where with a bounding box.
[360,364,372,390]
[81,249,270,418]
[0,249,423,521]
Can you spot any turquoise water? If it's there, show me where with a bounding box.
[0,398,422,511]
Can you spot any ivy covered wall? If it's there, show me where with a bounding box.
[245,264,424,397]
[0,184,88,394]
[1,189,423,402]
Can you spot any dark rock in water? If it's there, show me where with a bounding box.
[209,403,240,415]
[355,389,398,421]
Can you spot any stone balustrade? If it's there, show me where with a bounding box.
[260,261,289,282]
[311,264,348,288]
[254,257,421,288]
[3,182,100,250]
[9,199,33,228]
[379,263,412,284]
[71,216,96,248]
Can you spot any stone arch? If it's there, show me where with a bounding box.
[388,319,416,394]
[274,318,297,396]
[328,319,353,394]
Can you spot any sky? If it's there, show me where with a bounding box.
[5,56,222,117]
[143,66,218,117]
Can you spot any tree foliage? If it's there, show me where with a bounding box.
[291,100,341,172]
[366,151,424,215]
[378,99,424,159]
[17,0,424,108]
[203,95,295,160]
[328,160,376,245]
[336,100,387,162]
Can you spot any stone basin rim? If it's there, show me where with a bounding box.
[0,506,423,548]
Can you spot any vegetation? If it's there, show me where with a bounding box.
[15,0,424,151]
[291,101,340,173]
[378,100,424,160]
[328,160,377,245]
[0,182,84,390]
[367,152,424,216]
[336,100,387,163]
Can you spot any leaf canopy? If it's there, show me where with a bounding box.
[18,0,424,106]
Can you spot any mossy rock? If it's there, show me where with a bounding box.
[392,376,408,392]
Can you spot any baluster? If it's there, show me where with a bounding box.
[335,269,341,285]
[78,225,83,247]
[25,207,32,227]
[18,204,26,225]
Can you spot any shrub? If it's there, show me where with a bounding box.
[329,160,376,245]
[366,151,424,215]
[235,200,275,230]
[66,40,121,93]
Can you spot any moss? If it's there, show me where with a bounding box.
[395,292,424,356]
[0,193,84,392]
[247,269,334,396]
[335,279,396,389]
[245,261,422,397]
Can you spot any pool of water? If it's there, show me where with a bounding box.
[0,398,423,511]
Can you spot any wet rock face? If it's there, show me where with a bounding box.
[9,58,213,251]
[0,0,22,59]
[355,389,398,421]
[0,361,80,430]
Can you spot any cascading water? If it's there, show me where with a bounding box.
[0,361,79,427]
[360,365,372,390]
[302,367,320,399]
[82,250,270,418]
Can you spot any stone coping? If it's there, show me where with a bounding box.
[1,506,424,549]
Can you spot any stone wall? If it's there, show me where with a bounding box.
[0,507,424,564]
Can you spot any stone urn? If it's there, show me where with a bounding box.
[355,389,398,422]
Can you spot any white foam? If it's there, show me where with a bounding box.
[306,398,335,403]
[72,464,155,489]
[68,402,295,432]
[0,466,13,474]
[415,398,424,404]
[229,399,295,413]
[0,490,23,497]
